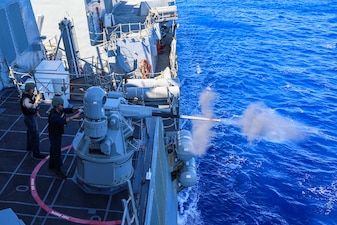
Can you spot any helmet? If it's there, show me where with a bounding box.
[25,82,36,92]
[52,95,64,107]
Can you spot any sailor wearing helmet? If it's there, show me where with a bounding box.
[20,82,47,159]
[48,95,81,178]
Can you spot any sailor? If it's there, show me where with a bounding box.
[48,95,81,178]
[20,82,47,159]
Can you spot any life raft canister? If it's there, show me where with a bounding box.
[140,59,152,78]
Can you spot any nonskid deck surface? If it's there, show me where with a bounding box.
[0,88,130,225]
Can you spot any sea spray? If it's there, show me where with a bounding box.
[190,88,217,156]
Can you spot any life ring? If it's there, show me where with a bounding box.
[140,59,152,78]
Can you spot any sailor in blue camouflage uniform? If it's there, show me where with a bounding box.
[20,82,47,159]
[48,95,81,178]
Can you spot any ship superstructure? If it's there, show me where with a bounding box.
[0,0,197,224]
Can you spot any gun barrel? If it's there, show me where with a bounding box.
[179,115,221,123]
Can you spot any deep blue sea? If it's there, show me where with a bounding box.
[29,0,337,224]
[176,1,337,225]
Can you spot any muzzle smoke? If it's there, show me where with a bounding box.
[239,102,304,142]
[190,88,216,156]
[188,91,306,156]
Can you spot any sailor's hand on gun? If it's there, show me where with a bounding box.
[72,106,84,113]
[73,111,82,119]
[67,111,81,123]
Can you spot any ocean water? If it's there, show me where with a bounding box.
[31,0,337,224]
[177,0,337,225]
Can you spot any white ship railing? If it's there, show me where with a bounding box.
[121,180,139,225]
[104,13,153,47]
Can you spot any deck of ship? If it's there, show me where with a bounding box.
[0,87,154,225]
[0,0,180,223]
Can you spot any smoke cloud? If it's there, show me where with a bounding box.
[239,102,304,142]
[188,92,305,157]
[190,88,217,156]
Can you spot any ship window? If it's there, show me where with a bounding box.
[0,9,16,63]
[8,3,28,55]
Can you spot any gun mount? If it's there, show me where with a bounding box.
[72,86,179,193]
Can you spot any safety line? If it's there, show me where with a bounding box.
[30,144,123,225]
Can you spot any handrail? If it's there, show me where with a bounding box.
[121,180,139,225]
[105,13,153,44]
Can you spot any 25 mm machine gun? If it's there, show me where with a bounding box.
[73,86,198,193]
